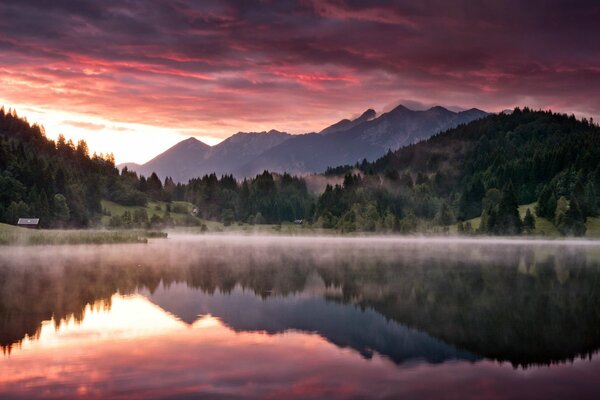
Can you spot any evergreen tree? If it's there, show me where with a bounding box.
[35,190,51,227]
[5,201,30,224]
[436,202,455,226]
[146,173,163,200]
[523,208,536,233]
[495,182,523,235]
[53,194,70,226]
[556,197,587,236]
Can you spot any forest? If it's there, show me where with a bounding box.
[0,107,311,228]
[0,107,598,236]
[320,108,600,236]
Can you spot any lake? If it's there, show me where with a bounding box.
[1,235,600,399]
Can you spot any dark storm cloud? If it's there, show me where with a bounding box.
[0,0,598,133]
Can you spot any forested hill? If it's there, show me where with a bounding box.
[1,105,598,235]
[0,108,122,227]
[318,109,600,235]
[0,107,313,228]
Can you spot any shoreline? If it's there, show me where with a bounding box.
[164,231,600,246]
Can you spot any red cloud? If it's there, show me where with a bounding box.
[0,0,598,138]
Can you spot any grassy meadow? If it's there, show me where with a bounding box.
[101,200,200,225]
[0,223,166,246]
[2,199,599,245]
[455,202,600,238]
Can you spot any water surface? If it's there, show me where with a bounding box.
[1,235,600,399]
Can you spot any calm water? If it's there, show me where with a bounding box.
[1,235,600,399]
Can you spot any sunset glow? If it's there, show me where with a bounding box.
[1,1,598,163]
[3,292,600,399]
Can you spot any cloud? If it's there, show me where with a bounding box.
[0,0,598,141]
[62,120,105,130]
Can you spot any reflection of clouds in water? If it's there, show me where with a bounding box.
[20,295,185,351]
[1,236,600,398]
[0,235,599,366]
[1,292,600,400]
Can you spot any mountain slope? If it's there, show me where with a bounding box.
[120,130,292,182]
[0,108,141,227]
[238,105,487,176]
[319,109,376,135]
[129,137,211,182]
[120,105,487,181]
[200,130,291,176]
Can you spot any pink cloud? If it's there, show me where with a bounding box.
[0,0,597,140]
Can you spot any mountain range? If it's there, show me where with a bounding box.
[119,105,487,182]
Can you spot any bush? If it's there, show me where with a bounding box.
[222,209,235,226]
[172,203,188,214]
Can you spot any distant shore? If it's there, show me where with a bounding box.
[2,221,599,247]
[0,223,167,245]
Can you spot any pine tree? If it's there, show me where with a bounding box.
[523,208,536,233]
[436,202,455,226]
[36,190,51,227]
[496,182,522,235]
[53,194,71,226]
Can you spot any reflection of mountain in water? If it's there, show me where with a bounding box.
[2,238,600,366]
[141,282,479,365]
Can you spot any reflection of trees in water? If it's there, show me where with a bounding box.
[1,241,599,366]
[323,246,600,367]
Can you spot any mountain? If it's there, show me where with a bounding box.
[121,105,487,181]
[238,105,487,176]
[199,130,291,177]
[125,137,211,182]
[120,130,291,182]
[118,162,142,171]
[319,108,376,134]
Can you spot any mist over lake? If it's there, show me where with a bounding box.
[1,0,599,398]
[1,235,600,399]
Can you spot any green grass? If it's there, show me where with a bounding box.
[0,223,166,245]
[587,217,600,238]
[458,202,560,236]
[100,200,330,234]
[101,200,202,225]
[518,203,561,236]
[455,202,600,237]
[85,199,600,238]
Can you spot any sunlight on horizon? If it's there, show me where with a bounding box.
[0,99,225,164]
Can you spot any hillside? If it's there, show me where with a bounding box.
[0,108,123,227]
[2,104,598,236]
[315,109,600,236]
[0,107,316,229]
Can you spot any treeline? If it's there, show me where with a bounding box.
[179,171,312,224]
[0,107,118,227]
[0,107,197,227]
[0,108,313,228]
[317,109,600,236]
[2,106,598,236]
[115,168,313,225]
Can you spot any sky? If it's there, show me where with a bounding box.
[0,0,599,164]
